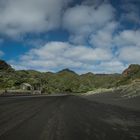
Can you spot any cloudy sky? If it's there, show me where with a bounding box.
[0,0,140,73]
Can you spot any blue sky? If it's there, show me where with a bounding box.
[0,0,140,73]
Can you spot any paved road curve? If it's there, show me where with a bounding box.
[0,95,140,140]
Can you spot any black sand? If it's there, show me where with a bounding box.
[0,95,140,140]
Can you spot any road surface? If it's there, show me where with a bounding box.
[0,95,140,140]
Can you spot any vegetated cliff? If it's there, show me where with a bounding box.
[122,64,140,77]
[117,64,140,86]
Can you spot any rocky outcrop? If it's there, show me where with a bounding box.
[0,60,14,72]
[122,64,140,77]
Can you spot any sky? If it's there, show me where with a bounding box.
[0,0,140,74]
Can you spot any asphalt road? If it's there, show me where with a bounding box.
[0,95,140,140]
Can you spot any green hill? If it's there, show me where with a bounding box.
[0,60,140,94]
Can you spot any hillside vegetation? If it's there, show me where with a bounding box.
[117,64,140,86]
[116,79,140,98]
[0,60,140,94]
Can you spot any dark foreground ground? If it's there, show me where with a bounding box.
[0,94,140,140]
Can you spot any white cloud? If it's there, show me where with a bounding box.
[90,28,140,68]
[1,0,140,74]
[90,21,118,48]
[13,41,113,72]
[114,30,140,47]
[96,60,127,73]
[63,3,115,32]
[63,3,115,44]
[0,0,71,37]
[11,64,28,71]
[72,60,126,74]
[119,46,140,64]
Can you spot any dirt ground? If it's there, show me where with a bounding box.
[0,95,140,140]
